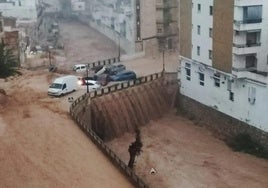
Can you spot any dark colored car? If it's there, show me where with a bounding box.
[109,70,136,81]
[91,65,104,73]
[105,64,126,75]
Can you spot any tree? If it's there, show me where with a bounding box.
[128,129,143,169]
[0,42,18,78]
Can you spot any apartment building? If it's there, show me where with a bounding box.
[156,0,178,51]
[81,0,178,56]
[0,0,42,22]
[179,0,268,132]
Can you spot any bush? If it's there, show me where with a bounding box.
[0,43,18,78]
[227,133,268,159]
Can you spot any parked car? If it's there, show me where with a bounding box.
[79,79,101,90]
[105,63,126,75]
[73,64,87,72]
[95,74,109,86]
[91,65,104,73]
[48,75,79,96]
[78,76,96,85]
[109,70,137,81]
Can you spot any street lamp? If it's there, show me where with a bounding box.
[116,31,121,61]
[86,64,89,93]
[162,49,165,72]
[162,39,168,73]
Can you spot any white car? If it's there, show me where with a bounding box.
[73,64,87,72]
[79,78,101,91]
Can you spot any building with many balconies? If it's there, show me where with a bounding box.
[156,0,178,51]
[80,0,178,57]
[179,0,268,132]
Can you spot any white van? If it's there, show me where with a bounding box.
[48,75,79,96]
[73,64,87,72]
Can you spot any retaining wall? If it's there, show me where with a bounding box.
[70,71,171,188]
[178,94,268,150]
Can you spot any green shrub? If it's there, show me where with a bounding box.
[0,43,18,78]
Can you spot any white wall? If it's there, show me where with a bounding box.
[0,0,38,21]
[191,0,213,66]
[258,1,268,71]
[180,58,268,132]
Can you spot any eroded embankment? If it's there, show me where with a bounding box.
[75,78,177,141]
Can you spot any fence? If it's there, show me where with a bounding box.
[70,72,164,109]
[86,57,120,68]
[69,72,167,188]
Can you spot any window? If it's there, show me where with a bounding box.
[227,79,232,91]
[209,50,212,59]
[246,31,260,46]
[197,46,200,56]
[62,83,67,90]
[248,87,256,104]
[197,4,201,12]
[229,91,234,101]
[213,73,220,87]
[185,63,191,81]
[209,28,212,37]
[197,25,201,35]
[199,73,204,86]
[209,6,213,15]
[243,6,262,23]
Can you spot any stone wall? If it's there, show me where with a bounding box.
[177,93,268,150]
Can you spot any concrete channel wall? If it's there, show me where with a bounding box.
[70,63,169,188]
[178,94,268,150]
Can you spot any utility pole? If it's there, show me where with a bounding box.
[162,49,165,72]
[48,50,52,66]
[118,32,121,61]
[86,64,89,93]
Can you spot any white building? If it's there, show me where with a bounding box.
[0,0,41,22]
[179,0,268,132]
[71,0,85,12]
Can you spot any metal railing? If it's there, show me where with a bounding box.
[86,57,120,69]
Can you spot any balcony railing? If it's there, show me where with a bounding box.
[233,42,261,48]
[233,43,261,55]
[234,18,262,25]
[234,19,262,31]
[232,66,257,72]
[235,0,264,7]
[156,2,177,9]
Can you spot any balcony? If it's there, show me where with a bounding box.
[156,2,177,9]
[234,0,263,7]
[234,19,262,31]
[232,69,268,84]
[233,66,257,72]
[233,42,261,55]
